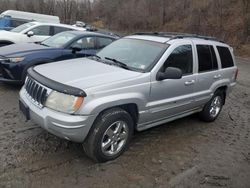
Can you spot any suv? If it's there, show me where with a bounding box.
[19,33,238,162]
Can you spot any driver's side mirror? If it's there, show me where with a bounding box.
[70,45,82,53]
[27,31,34,37]
[156,67,182,81]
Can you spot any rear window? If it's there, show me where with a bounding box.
[217,46,234,68]
[197,45,218,72]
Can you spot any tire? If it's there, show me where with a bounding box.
[199,90,224,122]
[83,108,134,162]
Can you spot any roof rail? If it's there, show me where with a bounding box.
[133,32,225,43]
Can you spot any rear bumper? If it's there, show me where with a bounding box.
[19,87,96,143]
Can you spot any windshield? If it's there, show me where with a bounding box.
[0,16,10,27]
[97,38,168,71]
[11,22,35,33]
[41,32,77,48]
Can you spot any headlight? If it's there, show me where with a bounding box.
[45,91,84,114]
[8,57,25,63]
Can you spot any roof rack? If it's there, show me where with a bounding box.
[133,32,225,43]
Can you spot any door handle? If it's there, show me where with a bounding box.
[184,80,195,86]
[214,74,222,79]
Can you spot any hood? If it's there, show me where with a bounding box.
[34,58,143,89]
[0,30,23,41]
[0,43,55,57]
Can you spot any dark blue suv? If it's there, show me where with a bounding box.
[0,31,118,84]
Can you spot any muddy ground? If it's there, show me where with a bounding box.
[0,58,250,188]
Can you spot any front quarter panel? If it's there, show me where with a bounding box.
[78,73,151,117]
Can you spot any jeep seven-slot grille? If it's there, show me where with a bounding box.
[25,77,47,106]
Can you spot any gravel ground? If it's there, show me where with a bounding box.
[0,58,250,188]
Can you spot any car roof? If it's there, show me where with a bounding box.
[64,30,118,38]
[29,21,86,31]
[126,32,228,47]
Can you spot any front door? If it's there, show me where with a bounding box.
[148,43,197,123]
[26,25,51,43]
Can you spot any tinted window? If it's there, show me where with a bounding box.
[71,37,96,50]
[30,26,51,36]
[97,37,113,48]
[197,45,218,72]
[217,46,234,68]
[53,26,72,35]
[164,45,193,75]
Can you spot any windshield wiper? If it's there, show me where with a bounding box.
[91,54,101,59]
[104,57,131,70]
[40,43,50,47]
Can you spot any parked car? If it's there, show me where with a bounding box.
[0,31,117,83]
[0,22,86,47]
[19,33,238,162]
[0,10,60,31]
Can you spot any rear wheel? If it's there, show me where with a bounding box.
[199,91,224,122]
[83,108,134,162]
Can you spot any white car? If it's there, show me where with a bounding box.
[0,22,86,47]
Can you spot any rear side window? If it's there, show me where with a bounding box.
[53,26,72,35]
[217,46,234,68]
[197,45,218,72]
[164,45,193,75]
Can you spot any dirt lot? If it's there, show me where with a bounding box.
[0,58,250,188]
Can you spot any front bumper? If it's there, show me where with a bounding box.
[19,87,96,143]
[0,60,22,83]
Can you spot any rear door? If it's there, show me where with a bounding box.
[192,42,220,107]
[148,42,197,122]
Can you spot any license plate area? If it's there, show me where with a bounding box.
[19,100,30,121]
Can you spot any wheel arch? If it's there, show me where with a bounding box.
[93,103,139,130]
[215,85,228,105]
[0,40,14,47]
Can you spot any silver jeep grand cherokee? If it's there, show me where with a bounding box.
[19,33,238,162]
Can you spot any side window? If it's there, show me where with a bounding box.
[197,45,218,72]
[53,26,72,35]
[163,45,193,75]
[217,46,234,68]
[71,37,96,50]
[97,37,113,49]
[29,26,51,36]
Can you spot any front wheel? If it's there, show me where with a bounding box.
[83,108,134,162]
[199,91,224,122]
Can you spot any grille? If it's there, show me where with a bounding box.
[25,77,48,106]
